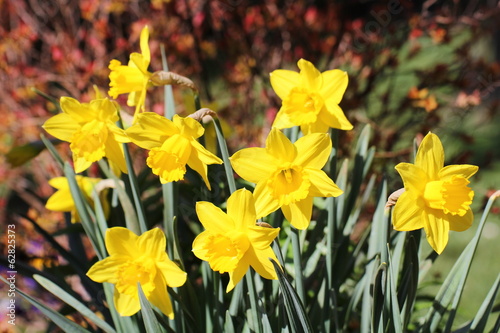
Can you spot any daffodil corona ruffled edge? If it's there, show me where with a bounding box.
[87,227,186,318]
[392,132,478,254]
[192,188,281,292]
[270,58,352,134]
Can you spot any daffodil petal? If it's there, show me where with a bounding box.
[447,209,473,232]
[91,98,119,122]
[173,115,204,139]
[272,108,295,129]
[319,69,348,104]
[48,177,68,189]
[282,197,313,230]
[192,231,211,261]
[307,169,343,197]
[187,140,223,190]
[266,128,297,163]
[226,260,249,293]
[254,181,281,219]
[395,163,428,194]
[423,211,449,254]
[148,275,174,319]
[243,246,278,281]
[114,290,141,316]
[108,125,130,143]
[137,228,166,259]
[105,133,128,174]
[42,113,80,142]
[438,164,479,180]
[60,97,97,123]
[298,59,322,91]
[300,121,329,135]
[392,191,425,231]
[105,227,139,257]
[230,148,277,184]
[196,201,235,234]
[270,69,300,100]
[294,133,331,169]
[45,188,75,212]
[415,133,444,180]
[227,189,256,230]
[73,156,92,174]
[140,26,150,63]
[319,103,353,130]
[130,53,149,74]
[190,140,223,165]
[247,225,280,250]
[126,112,178,149]
[86,256,123,283]
[156,259,187,288]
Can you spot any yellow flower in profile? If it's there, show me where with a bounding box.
[393,132,478,254]
[45,176,106,223]
[126,112,222,189]
[230,128,343,230]
[108,26,152,118]
[43,97,129,173]
[192,188,280,292]
[87,227,186,318]
[270,58,352,134]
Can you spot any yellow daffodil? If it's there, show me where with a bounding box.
[126,112,223,189]
[230,128,343,229]
[109,26,152,119]
[270,58,352,134]
[192,188,280,292]
[43,97,129,173]
[45,176,106,223]
[393,132,478,254]
[87,227,186,318]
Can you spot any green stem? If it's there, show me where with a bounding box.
[325,128,339,331]
[212,117,236,194]
[245,270,263,333]
[291,227,305,304]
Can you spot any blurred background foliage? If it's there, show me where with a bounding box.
[1,0,499,331]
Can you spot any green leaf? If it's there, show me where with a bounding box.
[6,139,63,167]
[470,273,500,332]
[224,311,236,333]
[272,259,314,333]
[41,133,65,168]
[63,162,105,260]
[138,284,163,333]
[0,275,91,332]
[213,117,236,194]
[97,159,140,235]
[387,245,403,332]
[424,191,499,332]
[34,274,116,333]
[372,262,388,332]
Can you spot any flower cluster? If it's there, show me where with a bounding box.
[41,26,479,321]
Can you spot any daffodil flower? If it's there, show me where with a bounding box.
[192,188,280,292]
[125,112,223,189]
[108,26,152,119]
[270,58,352,134]
[45,176,106,223]
[230,128,343,229]
[43,97,129,173]
[87,227,186,318]
[393,132,478,254]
